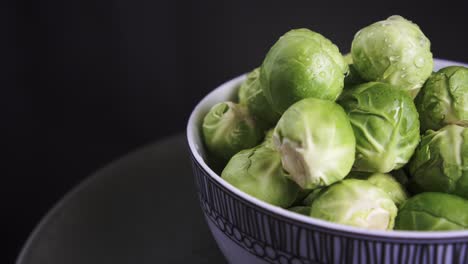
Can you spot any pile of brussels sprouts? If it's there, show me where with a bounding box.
[202,15,468,231]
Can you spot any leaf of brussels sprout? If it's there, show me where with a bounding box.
[395,192,468,231]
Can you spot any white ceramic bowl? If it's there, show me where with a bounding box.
[187,59,468,264]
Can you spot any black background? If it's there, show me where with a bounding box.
[5,0,468,262]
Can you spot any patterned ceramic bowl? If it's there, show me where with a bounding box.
[187,59,468,264]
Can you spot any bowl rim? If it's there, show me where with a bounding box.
[187,58,468,240]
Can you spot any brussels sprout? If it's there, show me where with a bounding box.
[351,15,433,97]
[395,192,468,231]
[273,98,355,189]
[339,82,420,173]
[260,29,348,113]
[310,179,398,230]
[288,206,311,216]
[408,124,468,199]
[348,172,408,206]
[238,68,281,126]
[202,102,262,162]
[415,66,468,131]
[221,135,300,208]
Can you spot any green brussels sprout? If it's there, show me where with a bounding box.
[221,134,300,208]
[395,192,468,231]
[348,172,408,206]
[310,179,398,230]
[288,206,311,216]
[339,82,420,173]
[238,68,281,126]
[408,124,468,199]
[273,98,355,189]
[351,15,433,97]
[260,29,348,113]
[415,66,468,131]
[202,102,262,162]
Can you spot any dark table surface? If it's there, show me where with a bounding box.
[16,134,225,264]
